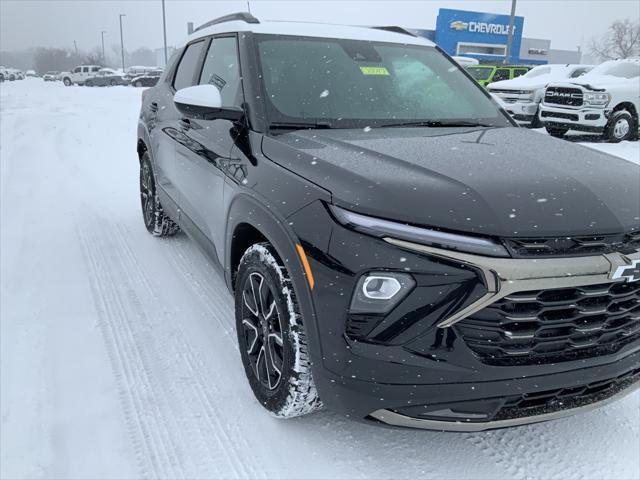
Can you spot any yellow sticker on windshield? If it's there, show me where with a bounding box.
[359,66,390,76]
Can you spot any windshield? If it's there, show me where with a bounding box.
[466,66,492,81]
[523,66,553,78]
[256,35,508,128]
[588,61,640,79]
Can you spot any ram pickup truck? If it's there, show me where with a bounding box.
[539,58,640,142]
[489,64,593,127]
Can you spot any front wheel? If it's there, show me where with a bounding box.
[235,243,322,418]
[604,110,636,143]
[135,80,143,87]
[139,152,180,237]
[546,126,568,138]
[63,78,72,86]
[110,79,117,86]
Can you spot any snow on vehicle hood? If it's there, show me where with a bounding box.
[262,127,640,238]
[489,66,589,90]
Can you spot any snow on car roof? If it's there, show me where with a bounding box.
[187,19,434,47]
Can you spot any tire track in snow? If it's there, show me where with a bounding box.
[79,217,260,479]
[110,222,262,479]
[77,222,186,480]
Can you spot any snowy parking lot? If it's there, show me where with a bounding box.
[1,78,639,480]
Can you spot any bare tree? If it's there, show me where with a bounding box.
[590,19,640,61]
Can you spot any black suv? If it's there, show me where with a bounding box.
[137,13,640,431]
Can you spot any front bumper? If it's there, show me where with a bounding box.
[501,101,539,126]
[539,104,610,132]
[288,202,640,430]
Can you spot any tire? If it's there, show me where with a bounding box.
[545,126,568,138]
[135,81,143,88]
[604,110,635,143]
[235,243,322,418]
[139,152,180,237]
[85,80,93,87]
[110,79,117,86]
[63,77,72,86]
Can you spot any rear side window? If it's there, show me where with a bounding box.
[492,68,510,82]
[199,36,242,107]
[173,40,205,90]
[513,68,528,78]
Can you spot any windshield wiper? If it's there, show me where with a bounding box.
[378,120,495,128]
[269,121,333,131]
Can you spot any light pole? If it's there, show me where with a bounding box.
[504,0,517,64]
[161,0,168,65]
[101,30,107,64]
[119,14,126,72]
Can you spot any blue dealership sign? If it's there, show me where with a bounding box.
[435,8,525,63]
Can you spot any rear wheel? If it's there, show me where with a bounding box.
[546,126,568,138]
[63,77,72,86]
[139,152,180,237]
[604,110,635,143]
[235,243,322,418]
[110,79,117,86]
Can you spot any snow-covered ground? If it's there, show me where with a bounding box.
[1,78,639,480]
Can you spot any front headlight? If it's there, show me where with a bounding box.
[329,205,509,257]
[584,92,610,107]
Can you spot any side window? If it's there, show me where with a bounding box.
[73,67,81,73]
[513,68,528,78]
[492,68,510,82]
[199,36,242,107]
[92,66,100,72]
[173,40,206,91]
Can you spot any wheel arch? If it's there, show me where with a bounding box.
[611,101,638,121]
[225,193,325,374]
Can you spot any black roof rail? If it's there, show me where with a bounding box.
[371,26,416,37]
[194,12,259,32]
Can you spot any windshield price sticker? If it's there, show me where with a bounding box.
[359,66,390,76]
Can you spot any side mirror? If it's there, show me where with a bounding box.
[174,84,243,121]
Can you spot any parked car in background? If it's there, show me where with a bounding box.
[125,66,159,80]
[137,13,640,431]
[43,71,59,82]
[466,64,531,87]
[61,65,102,86]
[130,70,163,87]
[539,58,640,142]
[488,64,593,126]
[85,68,129,87]
[3,68,24,81]
[26,70,37,77]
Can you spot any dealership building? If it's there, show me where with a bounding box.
[413,8,581,65]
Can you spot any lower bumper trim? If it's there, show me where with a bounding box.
[369,380,640,432]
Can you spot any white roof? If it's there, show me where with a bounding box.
[186,19,434,47]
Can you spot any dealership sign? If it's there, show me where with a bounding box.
[449,20,516,35]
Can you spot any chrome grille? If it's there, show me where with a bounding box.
[544,87,583,107]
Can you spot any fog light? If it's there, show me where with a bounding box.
[362,276,401,299]
[350,272,415,314]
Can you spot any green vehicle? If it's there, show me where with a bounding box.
[465,65,531,87]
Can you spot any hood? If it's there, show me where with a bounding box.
[262,127,640,238]
[551,75,635,90]
[489,77,550,90]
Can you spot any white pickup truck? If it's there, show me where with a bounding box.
[488,64,593,127]
[539,58,640,142]
[60,65,102,86]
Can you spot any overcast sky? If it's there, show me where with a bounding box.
[1,0,639,53]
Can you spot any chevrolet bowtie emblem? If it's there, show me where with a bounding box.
[611,258,640,283]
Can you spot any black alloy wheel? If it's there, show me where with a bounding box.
[240,271,285,391]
